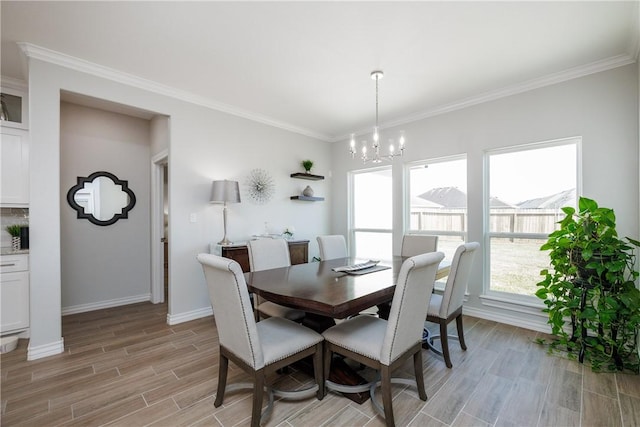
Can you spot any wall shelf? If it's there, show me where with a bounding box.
[290,172,324,181]
[290,196,324,202]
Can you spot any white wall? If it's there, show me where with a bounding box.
[60,102,151,311]
[331,64,639,331]
[26,57,331,358]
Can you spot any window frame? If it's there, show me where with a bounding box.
[483,136,582,302]
[348,165,394,259]
[403,154,468,248]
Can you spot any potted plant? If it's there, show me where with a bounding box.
[5,224,22,251]
[536,197,640,372]
[301,159,314,174]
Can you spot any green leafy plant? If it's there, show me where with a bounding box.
[536,197,640,373]
[5,224,22,237]
[536,197,640,372]
[301,159,313,173]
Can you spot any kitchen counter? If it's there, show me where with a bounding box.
[0,249,29,256]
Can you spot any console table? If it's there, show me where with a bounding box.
[210,239,309,272]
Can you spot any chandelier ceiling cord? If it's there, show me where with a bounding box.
[350,70,405,163]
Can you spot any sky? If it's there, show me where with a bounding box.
[409,143,577,205]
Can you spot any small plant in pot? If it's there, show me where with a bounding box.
[5,224,22,251]
[301,159,314,174]
[536,197,640,372]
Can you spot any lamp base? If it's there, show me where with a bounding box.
[218,238,233,246]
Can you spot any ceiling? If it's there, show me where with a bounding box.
[1,1,638,142]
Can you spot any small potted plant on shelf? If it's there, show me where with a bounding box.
[536,196,640,372]
[301,159,314,174]
[282,226,295,240]
[5,225,22,251]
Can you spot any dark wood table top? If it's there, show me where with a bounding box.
[245,256,450,319]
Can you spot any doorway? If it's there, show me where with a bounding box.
[151,150,168,304]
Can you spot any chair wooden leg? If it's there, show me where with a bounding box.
[456,314,467,351]
[215,352,229,407]
[251,374,265,427]
[380,365,395,427]
[323,343,333,397]
[313,343,324,400]
[439,321,452,369]
[413,350,427,401]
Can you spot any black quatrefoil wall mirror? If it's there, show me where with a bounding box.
[67,171,136,226]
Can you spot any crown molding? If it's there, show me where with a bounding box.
[16,43,635,144]
[17,43,333,142]
[332,53,637,142]
[0,75,28,92]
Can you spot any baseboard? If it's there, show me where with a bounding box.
[62,294,151,316]
[166,306,213,325]
[463,305,551,334]
[27,337,64,360]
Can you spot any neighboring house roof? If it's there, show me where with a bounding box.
[417,187,513,208]
[410,196,442,208]
[517,188,576,209]
[417,187,467,208]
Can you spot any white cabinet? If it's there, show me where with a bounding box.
[0,254,29,334]
[0,126,29,206]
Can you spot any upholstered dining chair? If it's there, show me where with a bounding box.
[247,239,306,321]
[424,242,479,368]
[196,253,324,427]
[375,234,439,321]
[322,251,445,427]
[401,234,438,257]
[316,234,348,260]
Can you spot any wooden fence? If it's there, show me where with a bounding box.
[409,208,564,234]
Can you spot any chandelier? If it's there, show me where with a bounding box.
[349,70,405,163]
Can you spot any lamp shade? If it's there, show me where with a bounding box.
[210,180,241,203]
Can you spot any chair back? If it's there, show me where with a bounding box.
[381,251,445,365]
[247,238,291,271]
[401,234,438,257]
[316,235,348,260]
[196,253,264,369]
[439,242,479,318]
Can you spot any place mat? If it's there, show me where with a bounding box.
[344,265,391,275]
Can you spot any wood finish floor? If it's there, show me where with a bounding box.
[2,302,639,427]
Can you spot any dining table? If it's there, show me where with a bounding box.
[244,255,451,403]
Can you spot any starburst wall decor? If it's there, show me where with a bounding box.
[245,168,275,204]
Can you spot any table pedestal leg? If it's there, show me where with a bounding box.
[299,313,370,404]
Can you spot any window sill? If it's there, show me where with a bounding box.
[479,292,546,316]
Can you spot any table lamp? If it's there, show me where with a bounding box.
[210,180,241,245]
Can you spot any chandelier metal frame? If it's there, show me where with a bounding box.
[349,70,405,163]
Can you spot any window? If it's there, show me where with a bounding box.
[406,156,467,259]
[350,167,393,261]
[486,138,580,298]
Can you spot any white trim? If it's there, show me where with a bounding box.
[483,137,582,296]
[151,149,168,304]
[404,155,468,237]
[27,338,64,360]
[166,306,213,325]
[61,294,150,316]
[463,305,551,334]
[0,76,28,92]
[17,43,331,142]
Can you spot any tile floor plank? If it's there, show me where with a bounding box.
[2,303,638,427]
